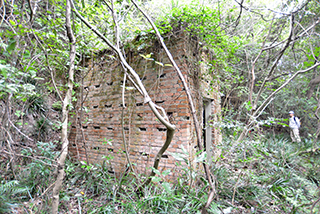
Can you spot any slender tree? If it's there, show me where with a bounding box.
[51,0,76,212]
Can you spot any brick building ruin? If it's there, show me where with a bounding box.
[69,30,221,177]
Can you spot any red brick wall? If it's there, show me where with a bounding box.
[69,32,206,178]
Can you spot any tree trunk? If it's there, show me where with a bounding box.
[51,0,75,212]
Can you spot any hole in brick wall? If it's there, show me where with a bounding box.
[105,104,112,108]
[157,127,167,132]
[93,146,100,150]
[182,116,190,120]
[193,53,196,56]
[139,127,147,131]
[95,84,100,88]
[93,126,100,129]
[107,82,113,86]
[137,113,143,118]
[119,104,126,107]
[108,148,114,152]
[83,126,88,129]
[140,152,150,157]
[108,170,115,174]
[182,55,187,59]
[160,73,166,78]
[72,144,76,147]
[72,126,76,128]
[136,102,143,106]
[124,127,129,131]
[141,76,147,81]
[109,114,113,118]
[162,154,168,158]
[84,86,89,90]
[155,100,165,104]
[120,80,128,84]
[107,127,114,130]
[168,112,173,116]
[93,105,98,109]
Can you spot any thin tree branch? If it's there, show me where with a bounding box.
[249,15,274,110]
[52,0,76,212]
[237,62,320,142]
[254,62,320,117]
[70,0,174,130]
[70,0,176,192]
[130,0,216,210]
[120,73,138,179]
[253,14,294,109]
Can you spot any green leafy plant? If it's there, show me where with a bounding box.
[0,180,28,213]
[52,101,62,111]
[20,142,57,196]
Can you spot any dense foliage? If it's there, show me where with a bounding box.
[0,0,320,213]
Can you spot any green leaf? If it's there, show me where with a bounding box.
[80,161,87,165]
[6,84,18,93]
[162,169,171,176]
[168,152,186,161]
[151,176,161,183]
[152,167,161,175]
[162,182,172,194]
[195,151,207,163]
[23,50,30,58]
[9,20,15,26]
[6,39,16,52]
[29,70,36,78]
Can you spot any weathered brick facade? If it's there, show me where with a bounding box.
[69,31,221,178]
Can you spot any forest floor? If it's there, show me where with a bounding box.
[1,134,320,214]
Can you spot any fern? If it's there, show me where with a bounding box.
[0,180,28,213]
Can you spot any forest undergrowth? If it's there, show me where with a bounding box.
[1,134,320,214]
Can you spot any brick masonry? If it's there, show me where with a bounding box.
[69,31,221,178]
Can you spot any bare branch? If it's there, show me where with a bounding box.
[130,0,216,208]
[8,120,34,142]
[253,14,295,109]
[233,0,244,29]
[249,15,275,109]
[69,0,175,131]
[120,73,139,179]
[254,62,320,117]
